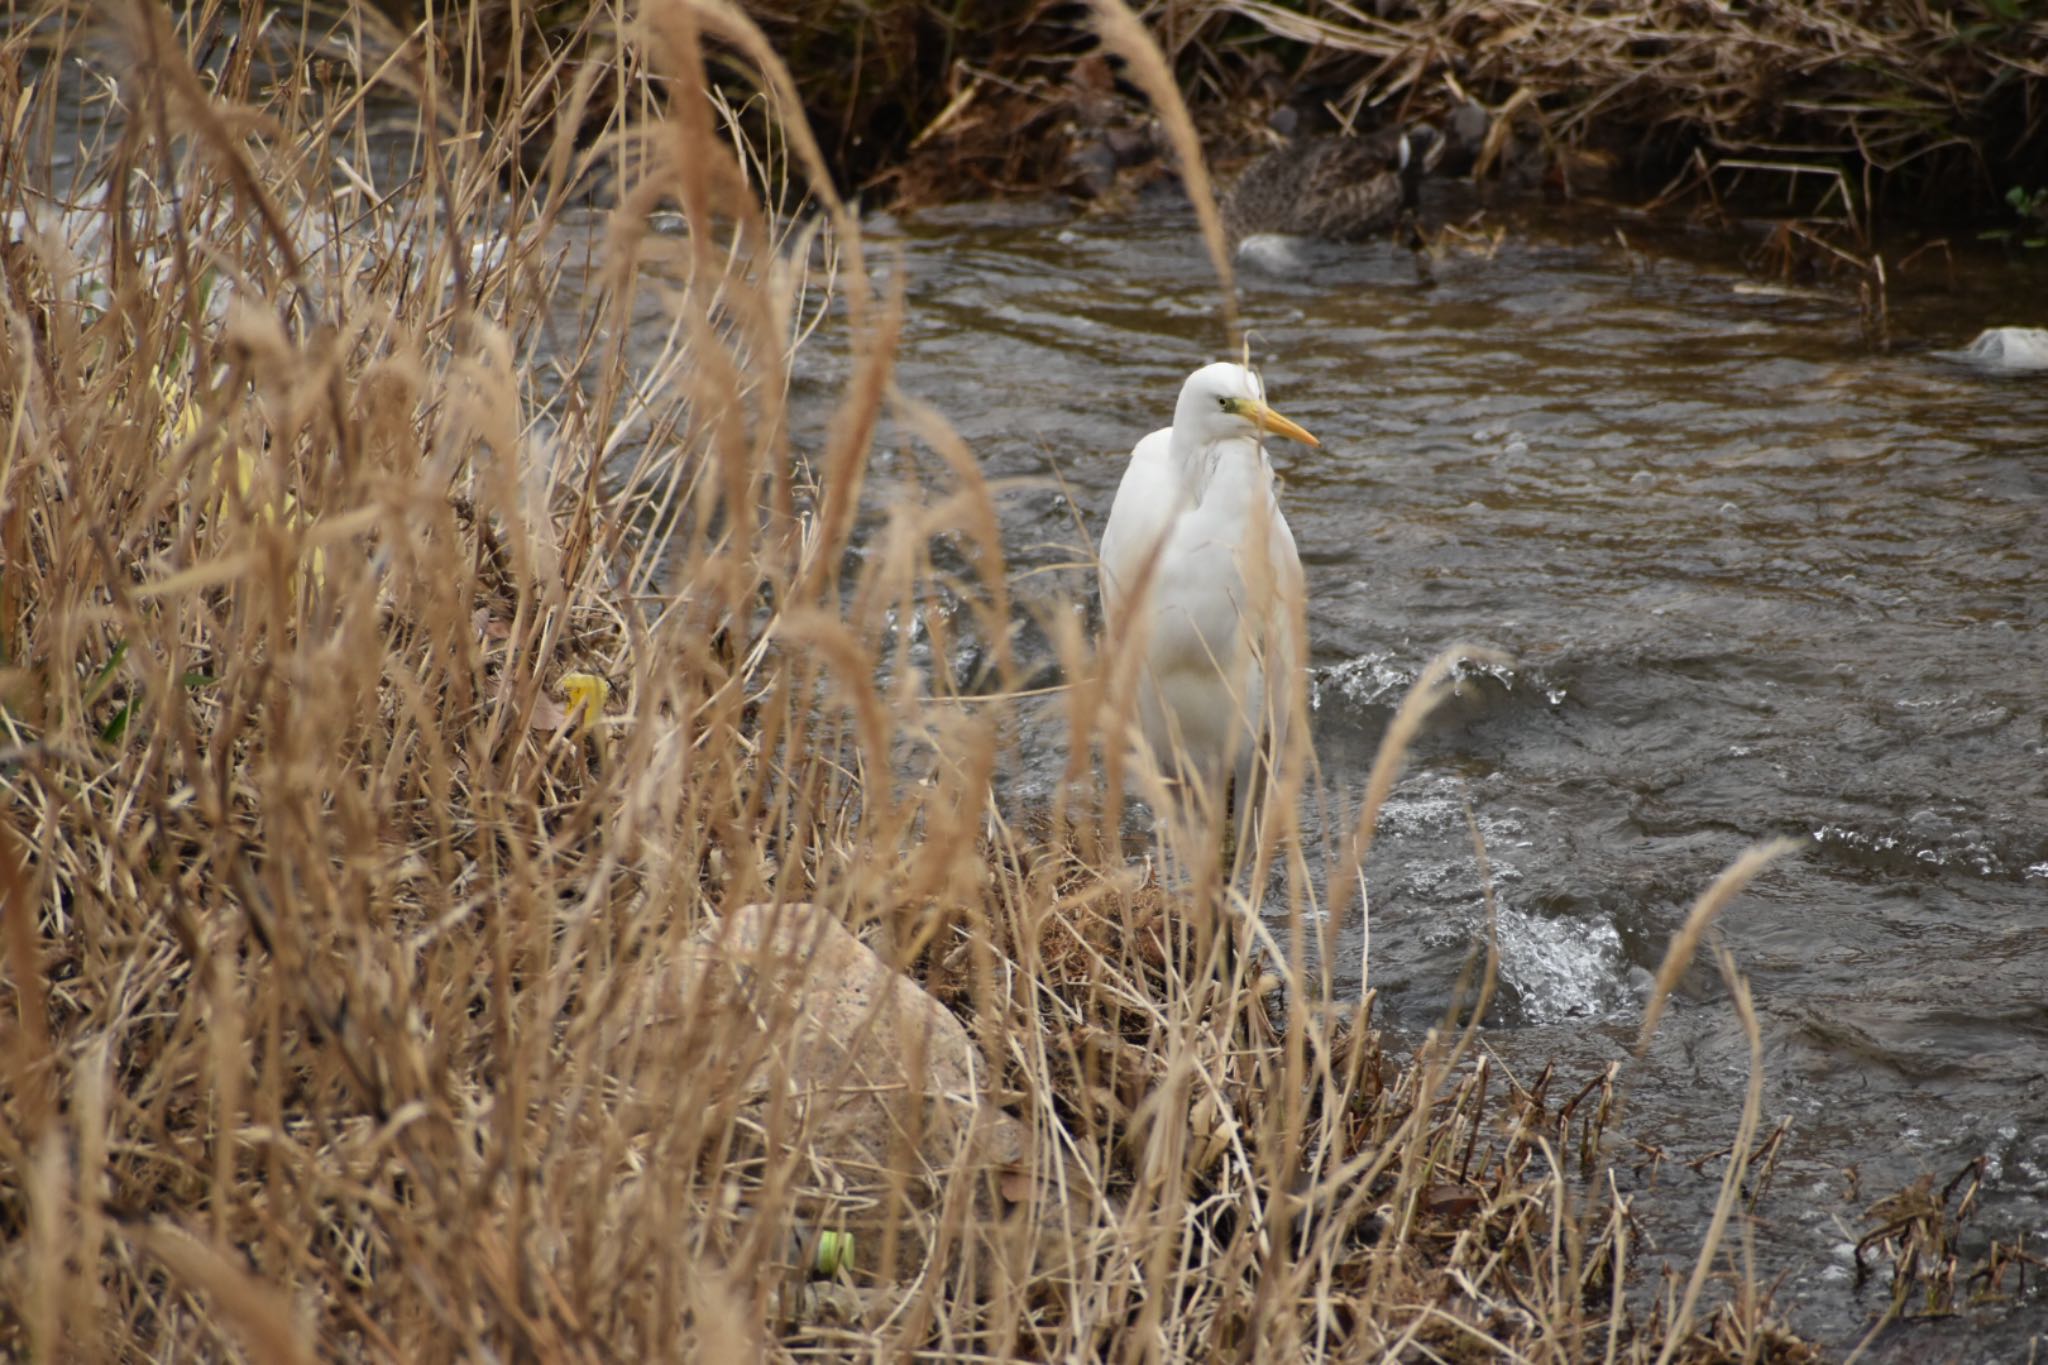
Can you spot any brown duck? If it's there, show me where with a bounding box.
[1224,124,1443,252]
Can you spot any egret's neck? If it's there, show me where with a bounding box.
[1170,423,1267,508]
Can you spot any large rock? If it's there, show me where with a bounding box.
[642,903,1028,1282]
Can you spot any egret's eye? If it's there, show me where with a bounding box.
[1217,396,1231,411]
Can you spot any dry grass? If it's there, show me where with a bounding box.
[835,0,2046,223]
[1160,0,2047,210]
[0,1,1853,1359]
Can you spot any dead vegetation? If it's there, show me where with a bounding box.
[1185,0,2045,193]
[339,0,2048,218]
[0,1,2017,1360]
[547,0,2046,222]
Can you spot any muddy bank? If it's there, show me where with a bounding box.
[350,0,2048,222]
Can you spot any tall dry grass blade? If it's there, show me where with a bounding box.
[1325,644,1509,981]
[25,1134,64,1359]
[1449,787,1502,1046]
[1087,0,1238,345]
[1655,943,1767,1365]
[1841,1281,1904,1365]
[805,271,905,601]
[682,0,871,320]
[0,821,51,1137]
[1637,837,1801,1051]
[1603,1170,1629,1365]
[98,0,306,291]
[132,1222,317,1365]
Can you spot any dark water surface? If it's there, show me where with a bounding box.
[790,194,2047,1358]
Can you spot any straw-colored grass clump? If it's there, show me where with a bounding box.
[0,2,1859,1360]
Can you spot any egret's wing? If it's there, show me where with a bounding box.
[1097,427,1176,628]
[1224,484,1308,821]
[1262,499,1307,761]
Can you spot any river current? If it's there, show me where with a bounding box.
[783,190,2046,1356]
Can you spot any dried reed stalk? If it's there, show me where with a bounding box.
[1638,837,1801,1051]
[1088,0,1239,346]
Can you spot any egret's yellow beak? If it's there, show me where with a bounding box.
[1229,397,1320,448]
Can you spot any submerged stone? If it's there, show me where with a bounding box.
[1939,326,2048,372]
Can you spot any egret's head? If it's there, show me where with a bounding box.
[1176,362,1320,450]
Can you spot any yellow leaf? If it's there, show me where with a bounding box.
[559,673,610,736]
[152,365,203,449]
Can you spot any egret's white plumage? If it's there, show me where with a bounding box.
[1098,362,1318,824]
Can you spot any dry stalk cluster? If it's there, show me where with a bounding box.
[1158,0,2046,207]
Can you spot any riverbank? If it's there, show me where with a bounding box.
[343,0,2048,226]
[681,0,2048,229]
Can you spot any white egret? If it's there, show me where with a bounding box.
[1097,362,1318,839]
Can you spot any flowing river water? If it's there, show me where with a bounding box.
[778,191,2048,1357]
